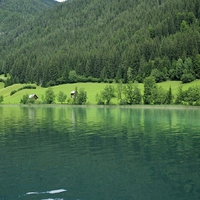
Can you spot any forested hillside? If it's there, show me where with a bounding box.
[1,0,200,87]
[0,0,56,32]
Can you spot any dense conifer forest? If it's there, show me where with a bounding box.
[0,0,200,87]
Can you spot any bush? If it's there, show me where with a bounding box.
[66,97,73,104]
[87,76,100,83]
[0,95,3,103]
[96,85,116,105]
[45,88,56,104]
[95,93,104,105]
[77,75,88,83]
[75,88,87,105]
[0,78,5,83]
[181,73,195,83]
[175,85,200,105]
[22,85,36,89]
[10,90,17,96]
[123,81,142,105]
[151,69,166,83]
[18,85,36,91]
[57,91,67,104]
[46,80,56,87]
[152,86,167,104]
[68,70,78,83]
[20,94,29,104]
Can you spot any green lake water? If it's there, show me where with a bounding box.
[0,105,200,200]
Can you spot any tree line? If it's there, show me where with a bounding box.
[0,0,200,87]
[16,76,200,106]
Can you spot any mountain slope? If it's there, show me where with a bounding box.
[1,0,200,86]
[0,0,57,33]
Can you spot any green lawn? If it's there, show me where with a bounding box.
[0,82,4,89]
[0,74,7,80]
[1,80,200,104]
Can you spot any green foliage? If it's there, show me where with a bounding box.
[20,94,36,104]
[0,0,56,33]
[45,88,56,104]
[96,85,116,105]
[4,78,13,88]
[0,78,5,83]
[95,93,105,105]
[149,26,155,38]
[69,86,87,105]
[193,54,200,78]
[127,67,133,82]
[152,86,168,105]
[1,0,200,86]
[175,85,200,105]
[122,81,142,105]
[181,73,195,83]
[0,95,3,103]
[175,86,184,104]
[180,20,188,32]
[165,86,173,104]
[10,90,17,96]
[175,58,184,80]
[20,94,29,104]
[69,70,78,83]
[184,86,200,105]
[57,91,67,104]
[46,80,56,87]
[151,69,166,83]
[116,80,123,102]
[10,85,36,95]
[143,76,156,105]
[74,88,87,105]
[21,85,36,90]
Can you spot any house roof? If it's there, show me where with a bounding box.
[29,94,38,98]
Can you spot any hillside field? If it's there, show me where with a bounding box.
[1,80,200,104]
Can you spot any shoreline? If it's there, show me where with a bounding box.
[1,104,200,110]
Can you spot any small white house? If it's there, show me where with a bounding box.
[70,91,77,98]
[29,94,38,100]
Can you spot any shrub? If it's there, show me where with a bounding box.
[22,85,36,89]
[57,91,67,104]
[0,78,5,83]
[95,93,104,105]
[123,81,142,105]
[96,85,116,105]
[0,95,3,103]
[143,76,156,104]
[20,94,29,104]
[68,70,78,83]
[10,90,17,96]
[151,69,166,83]
[45,88,56,104]
[18,85,36,91]
[46,80,56,87]
[75,88,87,105]
[20,94,36,104]
[66,97,73,104]
[175,86,185,104]
[152,86,167,105]
[181,73,195,83]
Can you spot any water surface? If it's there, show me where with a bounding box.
[0,105,200,200]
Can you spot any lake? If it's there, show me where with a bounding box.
[0,105,200,200]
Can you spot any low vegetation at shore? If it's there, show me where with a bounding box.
[1,77,200,106]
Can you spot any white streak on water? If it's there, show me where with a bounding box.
[48,189,66,194]
[26,189,67,195]
[41,199,64,200]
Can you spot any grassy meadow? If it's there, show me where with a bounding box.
[1,79,200,104]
